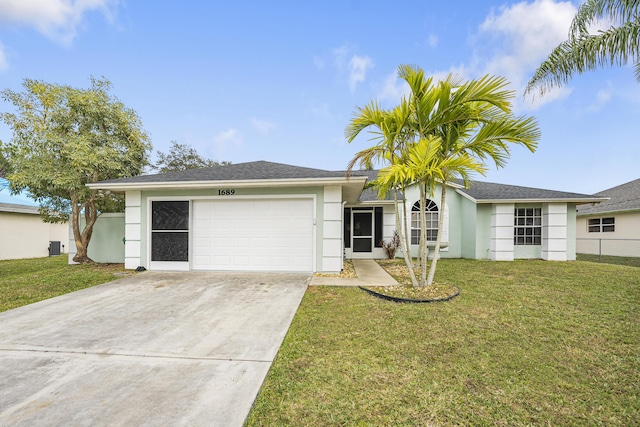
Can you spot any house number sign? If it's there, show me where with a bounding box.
[217,189,236,195]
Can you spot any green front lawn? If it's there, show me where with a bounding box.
[0,256,128,312]
[246,259,640,426]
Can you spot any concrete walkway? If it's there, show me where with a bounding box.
[0,271,308,427]
[309,259,398,287]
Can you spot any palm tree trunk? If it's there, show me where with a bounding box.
[427,185,447,286]
[399,186,418,287]
[419,183,428,286]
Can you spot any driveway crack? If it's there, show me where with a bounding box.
[0,345,272,363]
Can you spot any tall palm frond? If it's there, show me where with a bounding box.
[527,0,640,96]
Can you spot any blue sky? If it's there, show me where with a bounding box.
[0,0,638,207]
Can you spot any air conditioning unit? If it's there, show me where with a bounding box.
[49,241,61,256]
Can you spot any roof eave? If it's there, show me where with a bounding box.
[0,205,40,214]
[352,200,397,206]
[87,176,367,192]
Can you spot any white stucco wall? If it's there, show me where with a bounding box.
[542,203,568,261]
[0,210,68,260]
[322,186,343,272]
[124,190,142,269]
[490,203,515,261]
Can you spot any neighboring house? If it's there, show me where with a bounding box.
[576,178,640,257]
[0,202,68,260]
[86,161,604,272]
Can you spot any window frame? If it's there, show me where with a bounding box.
[588,217,615,233]
[410,200,438,245]
[514,207,542,246]
[150,200,190,262]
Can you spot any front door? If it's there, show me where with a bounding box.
[352,211,373,253]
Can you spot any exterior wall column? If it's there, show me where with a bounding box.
[322,186,343,272]
[124,190,142,270]
[491,203,515,261]
[542,203,568,261]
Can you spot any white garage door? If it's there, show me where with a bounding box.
[192,198,314,272]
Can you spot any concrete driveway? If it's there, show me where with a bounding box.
[0,271,309,426]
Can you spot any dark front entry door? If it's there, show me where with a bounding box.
[352,211,373,252]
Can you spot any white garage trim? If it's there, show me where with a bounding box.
[147,195,316,272]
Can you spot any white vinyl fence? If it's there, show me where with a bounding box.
[577,238,640,259]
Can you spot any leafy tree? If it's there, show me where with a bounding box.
[0,77,151,263]
[152,141,229,173]
[0,151,11,178]
[526,0,640,96]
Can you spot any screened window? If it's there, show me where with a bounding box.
[411,200,438,245]
[151,201,189,262]
[514,207,542,245]
[588,217,615,233]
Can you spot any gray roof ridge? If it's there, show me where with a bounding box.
[576,177,640,214]
[593,177,640,196]
[459,178,593,195]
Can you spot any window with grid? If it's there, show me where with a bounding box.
[588,217,615,233]
[411,200,438,245]
[514,207,541,245]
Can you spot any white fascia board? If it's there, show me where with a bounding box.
[350,200,397,206]
[87,176,367,192]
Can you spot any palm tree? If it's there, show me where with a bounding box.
[397,65,541,286]
[376,135,489,285]
[346,65,540,287]
[526,0,640,96]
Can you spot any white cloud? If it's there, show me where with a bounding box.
[328,44,373,91]
[251,118,277,135]
[348,55,373,92]
[525,85,573,109]
[476,0,577,106]
[587,86,613,111]
[377,70,410,106]
[331,44,350,69]
[426,33,438,49]
[212,128,243,157]
[0,0,118,45]
[0,42,8,71]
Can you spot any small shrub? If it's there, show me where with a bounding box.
[380,230,400,259]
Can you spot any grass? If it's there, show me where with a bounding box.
[246,259,640,426]
[0,256,129,312]
[577,253,640,268]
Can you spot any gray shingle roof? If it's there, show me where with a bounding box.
[346,171,600,203]
[92,161,603,204]
[96,161,351,185]
[0,202,39,214]
[455,179,600,201]
[576,178,640,215]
